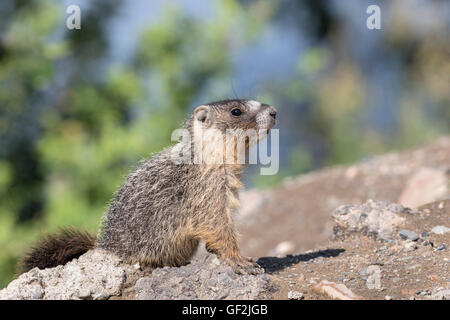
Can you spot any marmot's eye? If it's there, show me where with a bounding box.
[231,108,242,116]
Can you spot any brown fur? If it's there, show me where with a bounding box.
[19,99,276,275]
[19,227,96,273]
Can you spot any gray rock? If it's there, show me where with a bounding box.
[287,291,304,300]
[134,277,154,292]
[217,273,232,285]
[403,240,418,252]
[30,287,44,300]
[77,289,92,300]
[332,200,406,241]
[436,244,446,251]
[399,230,419,241]
[431,226,450,235]
[134,253,271,300]
[363,265,382,290]
[0,249,135,300]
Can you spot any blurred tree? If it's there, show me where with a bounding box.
[0,0,66,286]
[0,0,262,287]
[254,0,449,188]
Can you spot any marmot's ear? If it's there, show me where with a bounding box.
[194,105,211,124]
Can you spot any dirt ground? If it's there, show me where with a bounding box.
[260,200,449,300]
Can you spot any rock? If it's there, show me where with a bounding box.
[0,249,271,301]
[398,168,448,208]
[431,226,450,235]
[385,295,392,300]
[332,200,406,241]
[312,280,364,300]
[77,289,92,300]
[418,290,430,296]
[30,287,44,300]
[436,244,446,251]
[403,241,418,252]
[431,289,450,300]
[270,241,295,256]
[0,249,133,300]
[399,230,419,241]
[287,291,304,300]
[363,265,382,290]
[135,254,271,300]
[427,274,439,282]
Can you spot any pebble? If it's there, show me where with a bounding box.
[399,256,415,261]
[363,265,382,290]
[94,293,109,300]
[272,241,295,256]
[385,295,392,300]
[403,241,418,252]
[77,289,92,300]
[431,226,450,235]
[436,244,446,251]
[288,291,304,300]
[399,230,419,241]
[30,288,44,300]
[421,240,432,246]
[312,280,363,300]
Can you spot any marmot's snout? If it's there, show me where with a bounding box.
[256,103,277,131]
[269,107,277,119]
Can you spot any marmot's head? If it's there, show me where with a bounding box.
[192,99,277,133]
[185,99,277,165]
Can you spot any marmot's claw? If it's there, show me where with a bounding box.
[229,257,264,275]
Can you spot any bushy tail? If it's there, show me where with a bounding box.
[19,227,97,273]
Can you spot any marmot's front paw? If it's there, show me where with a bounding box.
[228,256,264,275]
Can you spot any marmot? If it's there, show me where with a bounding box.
[20,99,277,275]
